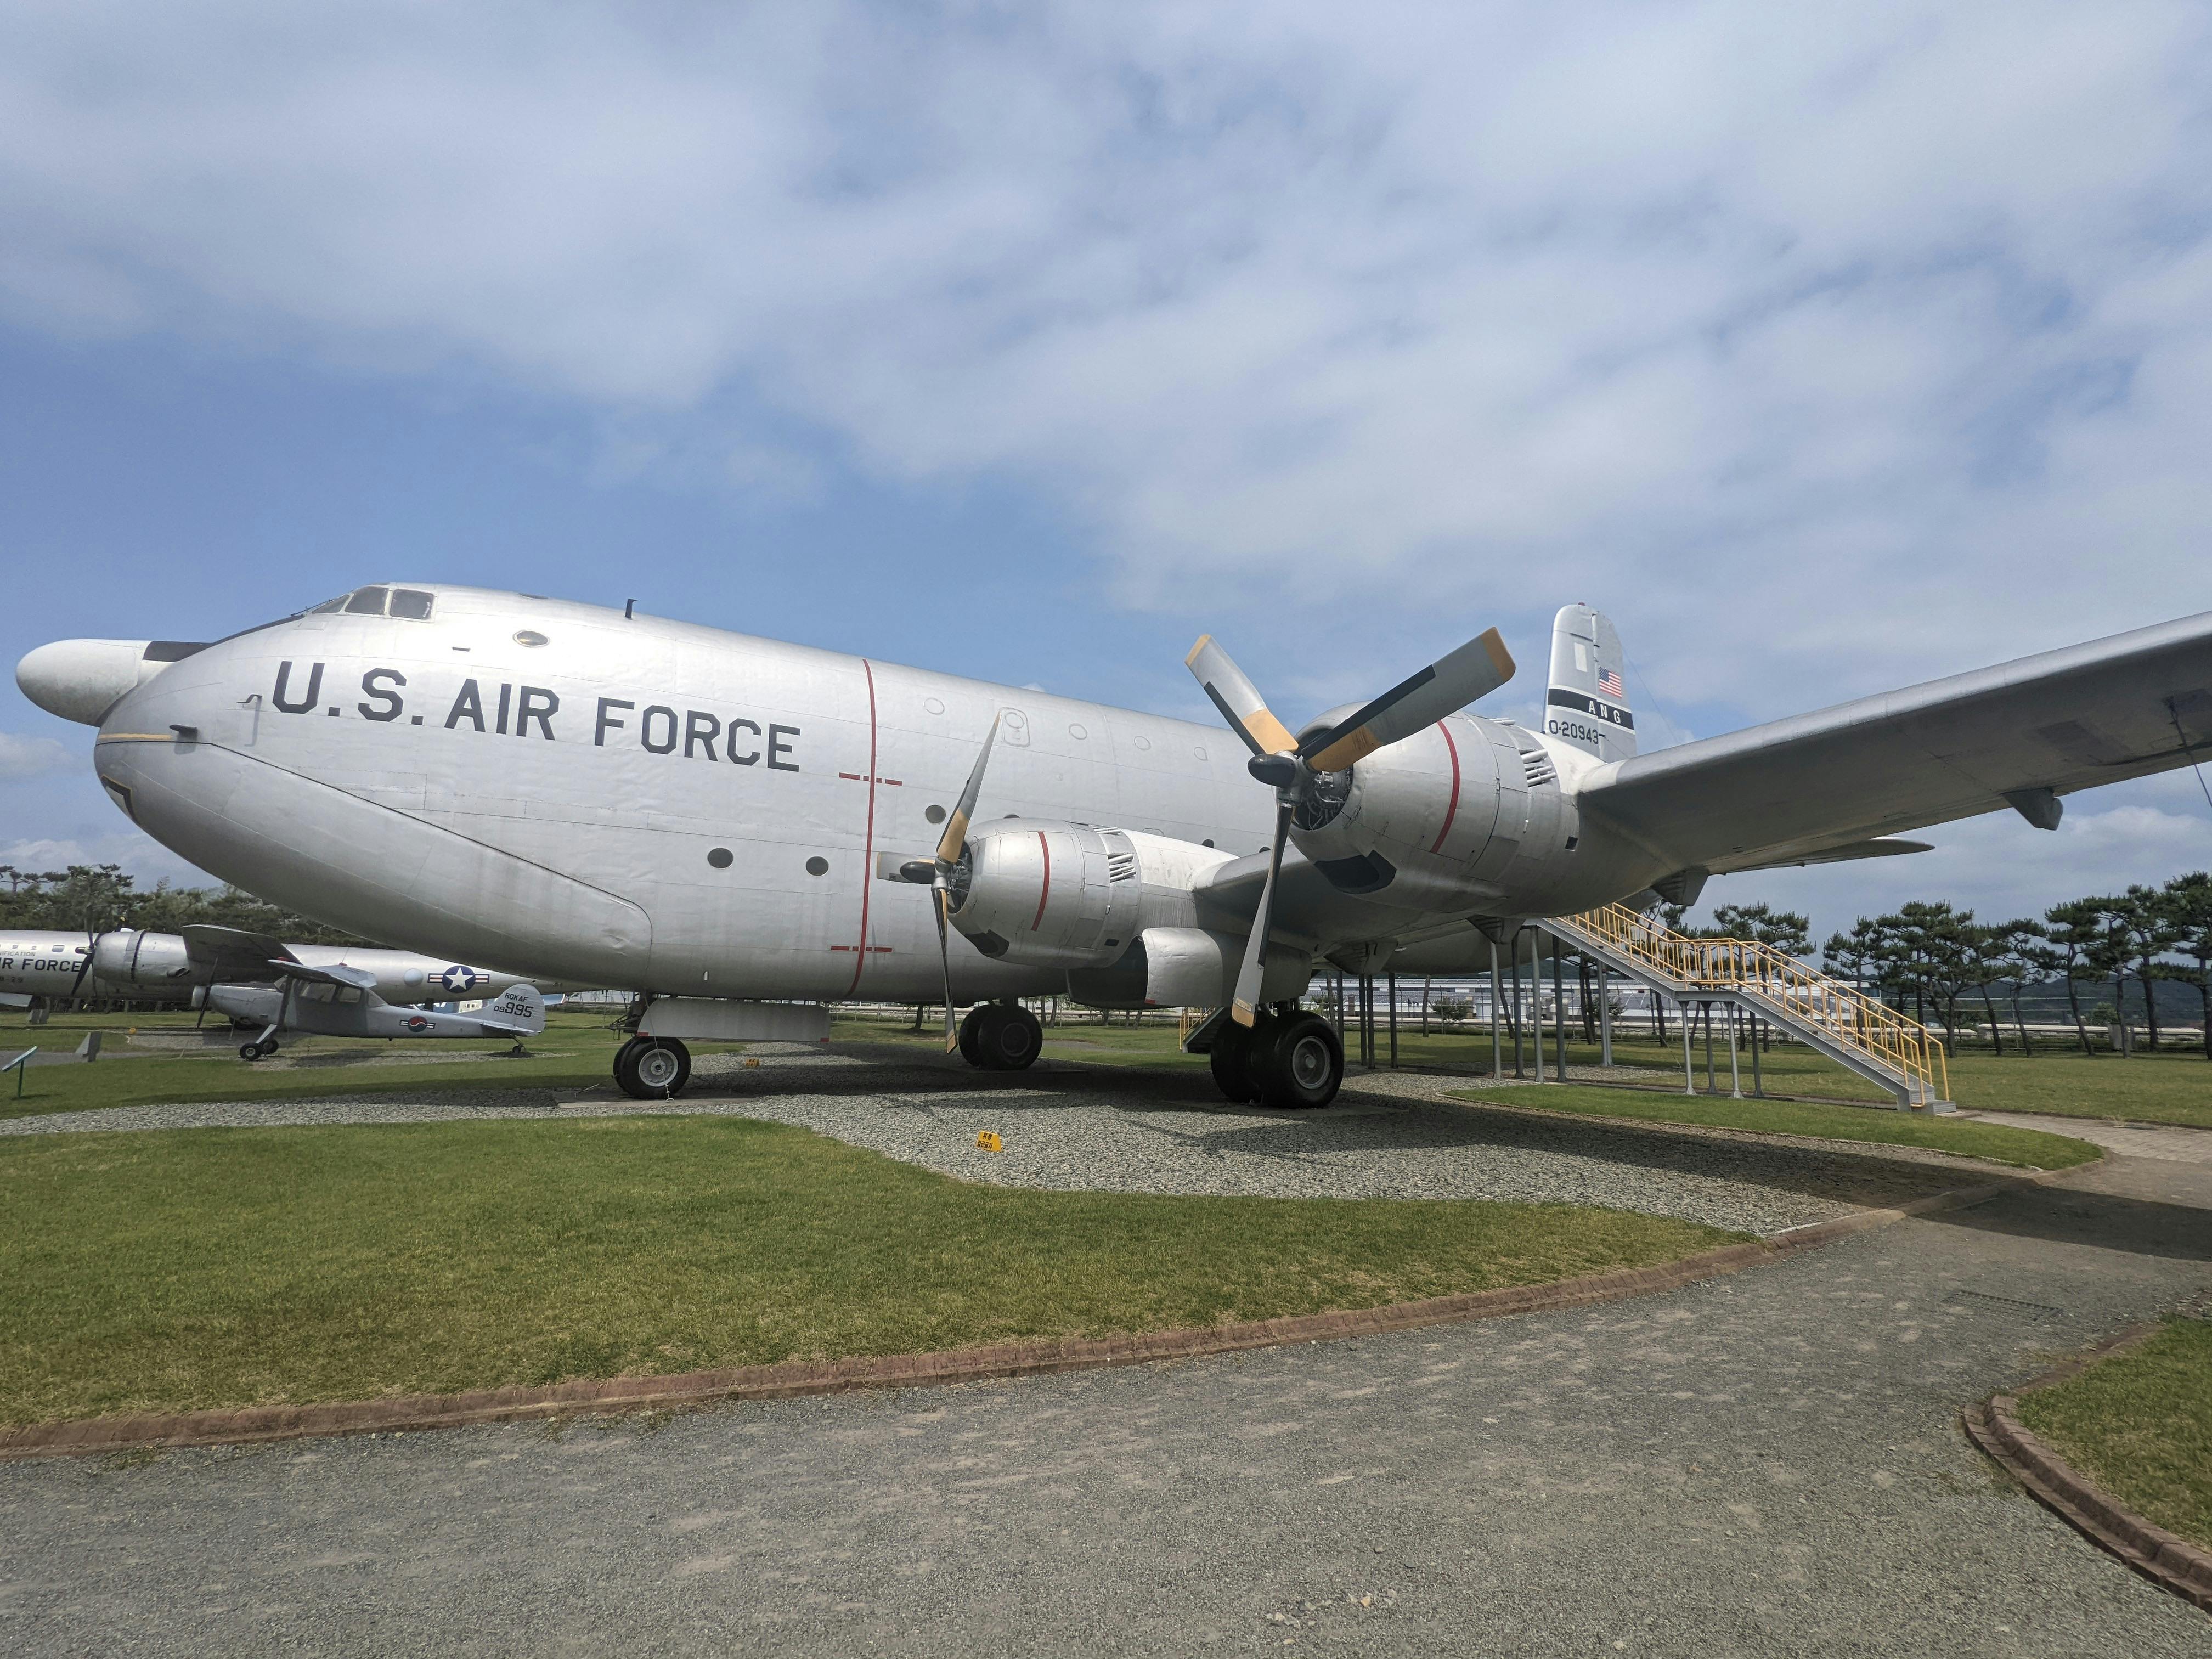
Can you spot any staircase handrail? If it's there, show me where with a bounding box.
[1558,903,1949,1103]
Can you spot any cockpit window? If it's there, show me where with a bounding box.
[344,586,391,616]
[308,596,348,614]
[388,588,435,620]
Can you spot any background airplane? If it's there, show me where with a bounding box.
[208,964,546,1060]
[0,923,550,1012]
[18,585,2212,1105]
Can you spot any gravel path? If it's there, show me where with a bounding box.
[0,1047,1987,1237]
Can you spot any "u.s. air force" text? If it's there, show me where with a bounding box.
[272,661,800,769]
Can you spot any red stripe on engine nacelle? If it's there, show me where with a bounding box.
[1032,832,1052,930]
[1429,720,1462,855]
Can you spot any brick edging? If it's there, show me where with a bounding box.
[0,1174,2034,1462]
[1962,1327,2212,1612]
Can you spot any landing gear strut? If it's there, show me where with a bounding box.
[956,1001,1043,1071]
[614,1035,691,1099]
[1209,1007,1342,1110]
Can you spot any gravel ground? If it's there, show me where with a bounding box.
[0,1047,1985,1237]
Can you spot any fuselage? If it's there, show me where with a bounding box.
[77,585,1662,1000]
[0,928,547,1006]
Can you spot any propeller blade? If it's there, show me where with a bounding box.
[934,885,960,1053]
[1299,628,1515,773]
[1231,800,1295,1026]
[1186,635,1299,758]
[935,715,1001,868]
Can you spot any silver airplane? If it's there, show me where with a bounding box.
[205,960,546,1060]
[0,926,546,1011]
[16,584,2212,1105]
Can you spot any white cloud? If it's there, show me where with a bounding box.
[1691,771,2212,943]
[0,832,208,885]
[0,1,2207,714]
[0,732,73,780]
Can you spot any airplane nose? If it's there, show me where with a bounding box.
[15,639,156,726]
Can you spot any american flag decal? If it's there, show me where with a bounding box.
[1596,667,1623,700]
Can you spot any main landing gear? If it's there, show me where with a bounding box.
[614,1035,692,1099]
[1209,1008,1343,1110]
[956,1001,1044,1071]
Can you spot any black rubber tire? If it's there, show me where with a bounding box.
[975,1002,1043,1071]
[1254,1013,1342,1109]
[614,1036,692,1100]
[238,1042,262,1062]
[1208,1021,1256,1103]
[957,1005,989,1067]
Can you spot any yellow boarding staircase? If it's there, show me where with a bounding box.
[1540,902,1954,1114]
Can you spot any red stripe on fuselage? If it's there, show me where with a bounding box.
[1032,831,1051,930]
[1429,720,1462,855]
[847,661,880,996]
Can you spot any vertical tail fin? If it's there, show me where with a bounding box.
[1544,603,1636,763]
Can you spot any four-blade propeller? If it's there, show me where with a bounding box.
[1184,628,1516,1025]
[918,715,999,1052]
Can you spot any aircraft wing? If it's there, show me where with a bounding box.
[180,925,298,983]
[1577,610,2212,877]
[267,959,382,992]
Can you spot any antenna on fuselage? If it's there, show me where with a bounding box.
[624,599,636,619]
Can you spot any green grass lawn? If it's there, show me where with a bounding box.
[0,1009,733,1120]
[1445,1085,2101,1171]
[0,1116,1736,1426]
[2017,1317,2212,1551]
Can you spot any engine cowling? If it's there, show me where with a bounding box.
[1288,712,1573,910]
[88,929,196,989]
[948,821,1233,969]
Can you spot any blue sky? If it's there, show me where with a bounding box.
[4,1,2210,945]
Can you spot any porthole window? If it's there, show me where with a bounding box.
[923,696,945,715]
[1069,723,1087,740]
[924,804,946,824]
[805,856,830,877]
[1132,734,1150,751]
[707,847,734,869]
[514,629,548,647]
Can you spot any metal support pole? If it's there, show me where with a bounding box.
[1511,932,1526,1079]
[1599,968,1613,1068]
[1727,1002,1743,1098]
[1551,942,1566,1082]
[1387,972,1399,1069]
[1682,998,1694,1093]
[1333,971,1345,1044]
[1703,1003,1716,1093]
[1361,975,1374,1067]
[1750,1013,1763,1096]
[1489,940,1504,1081]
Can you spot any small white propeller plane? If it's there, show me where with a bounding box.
[17,585,2212,1104]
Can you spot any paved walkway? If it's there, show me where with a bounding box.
[4,1097,2209,1654]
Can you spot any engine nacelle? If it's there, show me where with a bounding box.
[89,929,196,989]
[1288,712,1577,911]
[949,821,1234,970]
